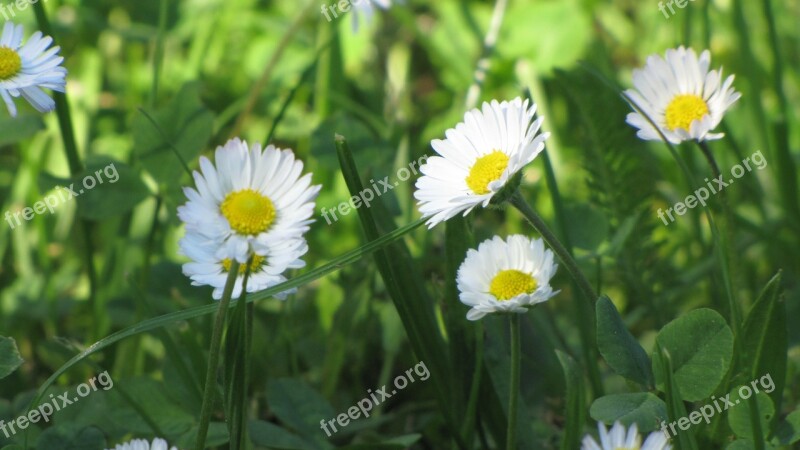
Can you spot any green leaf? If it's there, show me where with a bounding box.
[589,393,666,433]
[502,0,591,74]
[596,296,653,388]
[35,426,105,450]
[74,157,151,220]
[557,350,586,449]
[248,420,315,450]
[775,409,800,445]
[266,379,335,449]
[131,82,214,186]
[728,391,774,441]
[0,336,23,380]
[739,272,786,423]
[652,309,734,401]
[0,115,44,146]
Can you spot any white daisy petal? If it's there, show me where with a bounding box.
[0,22,66,117]
[456,235,559,320]
[581,421,672,450]
[415,97,548,228]
[178,138,320,300]
[106,437,178,450]
[625,46,739,144]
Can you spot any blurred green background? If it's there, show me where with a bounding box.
[0,0,798,448]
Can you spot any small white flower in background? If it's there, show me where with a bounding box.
[581,421,671,450]
[625,46,740,144]
[0,22,67,117]
[106,437,177,450]
[456,235,559,321]
[414,97,549,229]
[351,0,392,31]
[180,229,307,300]
[177,138,320,264]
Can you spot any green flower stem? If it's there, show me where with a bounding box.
[460,323,484,445]
[697,141,741,334]
[509,192,598,305]
[195,261,240,450]
[32,2,101,338]
[506,314,520,450]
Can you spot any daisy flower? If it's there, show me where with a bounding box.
[177,138,321,264]
[581,421,671,450]
[414,97,549,228]
[106,437,177,450]
[456,235,558,321]
[625,46,740,144]
[180,229,307,300]
[0,22,67,117]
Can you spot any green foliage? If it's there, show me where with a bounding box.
[652,309,734,402]
[0,337,23,380]
[589,393,667,433]
[595,296,653,388]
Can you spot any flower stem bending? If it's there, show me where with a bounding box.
[509,192,598,305]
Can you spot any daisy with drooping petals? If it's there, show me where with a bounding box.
[456,235,559,321]
[106,437,178,450]
[414,97,549,228]
[625,46,740,144]
[177,138,321,264]
[582,421,671,450]
[0,22,67,117]
[180,229,307,300]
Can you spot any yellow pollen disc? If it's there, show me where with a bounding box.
[221,254,266,274]
[466,151,510,195]
[664,94,709,131]
[489,269,537,301]
[220,189,276,235]
[0,47,22,80]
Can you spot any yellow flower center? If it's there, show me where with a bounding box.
[466,151,509,195]
[221,254,266,274]
[0,47,22,80]
[664,94,709,131]
[489,269,537,301]
[220,189,276,235]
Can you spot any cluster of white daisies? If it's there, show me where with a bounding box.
[4,8,742,449]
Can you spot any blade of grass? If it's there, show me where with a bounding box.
[556,350,586,450]
[334,134,467,450]
[22,216,426,448]
[32,1,101,340]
